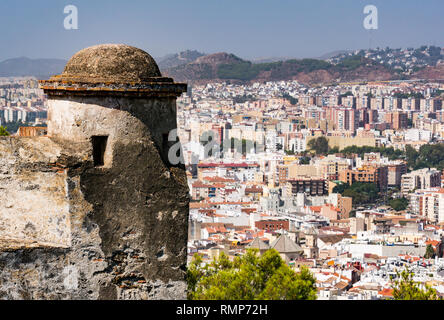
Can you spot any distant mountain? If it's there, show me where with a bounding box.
[251,57,295,64]
[156,50,205,70]
[0,57,67,79]
[193,52,244,65]
[163,52,248,83]
[164,53,399,85]
[317,50,354,60]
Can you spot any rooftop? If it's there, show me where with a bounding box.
[59,44,162,83]
[39,44,186,97]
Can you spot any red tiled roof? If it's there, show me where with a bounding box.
[378,288,393,297]
[198,162,259,168]
[310,206,322,213]
[190,201,252,208]
[192,181,213,188]
[426,240,440,247]
[203,176,236,183]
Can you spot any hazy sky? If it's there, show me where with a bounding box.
[0,0,443,61]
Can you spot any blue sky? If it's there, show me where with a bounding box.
[0,0,443,61]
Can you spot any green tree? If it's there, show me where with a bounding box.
[405,145,418,169]
[416,144,444,171]
[404,143,444,171]
[328,146,340,154]
[340,145,404,161]
[187,249,317,300]
[424,244,436,259]
[307,136,329,155]
[282,93,298,105]
[391,267,440,300]
[332,182,350,194]
[389,197,409,212]
[299,156,311,165]
[0,126,10,136]
[335,182,380,206]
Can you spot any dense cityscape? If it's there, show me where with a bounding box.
[1,0,444,311]
[176,76,444,300]
[2,52,444,300]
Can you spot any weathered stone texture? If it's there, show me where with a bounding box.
[60,44,162,83]
[0,44,189,300]
[0,137,72,249]
[0,99,189,299]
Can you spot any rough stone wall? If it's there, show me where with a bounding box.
[0,96,189,300]
[0,137,71,249]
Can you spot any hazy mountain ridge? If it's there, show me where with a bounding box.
[1,45,443,84]
[156,50,205,70]
[163,53,400,85]
[316,50,354,60]
[0,57,67,79]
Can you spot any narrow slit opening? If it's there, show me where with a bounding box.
[92,136,108,167]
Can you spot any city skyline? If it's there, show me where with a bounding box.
[0,2,444,303]
[0,0,443,61]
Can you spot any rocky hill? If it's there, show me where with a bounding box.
[163,53,399,85]
[413,61,444,80]
[156,50,205,70]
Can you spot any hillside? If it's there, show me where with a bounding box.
[328,46,444,77]
[0,57,67,79]
[163,52,247,83]
[156,50,205,70]
[164,53,399,85]
[413,61,444,80]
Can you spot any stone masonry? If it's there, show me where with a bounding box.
[0,44,189,300]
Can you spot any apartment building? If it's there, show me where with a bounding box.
[339,165,388,190]
[385,111,408,130]
[285,178,328,197]
[401,168,442,195]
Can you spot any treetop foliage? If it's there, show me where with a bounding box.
[333,182,380,205]
[391,267,440,300]
[405,144,444,171]
[389,197,409,212]
[307,136,329,155]
[187,249,317,300]
[338,145,404,160]
[0,126,10,136]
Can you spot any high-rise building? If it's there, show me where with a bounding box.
[327,107,358,133]
[385,111,408,129]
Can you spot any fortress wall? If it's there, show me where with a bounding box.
[0,137,71,249]
[0,44,189,300]
[0,101,189,300]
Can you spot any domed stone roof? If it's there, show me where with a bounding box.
[58,44,162,83]
[39,44,187,98]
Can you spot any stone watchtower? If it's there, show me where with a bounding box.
[0,44,189,299]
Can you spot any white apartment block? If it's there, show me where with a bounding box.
[409,188,444,223]
[401,168,441,195]
[404,128,432,142]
